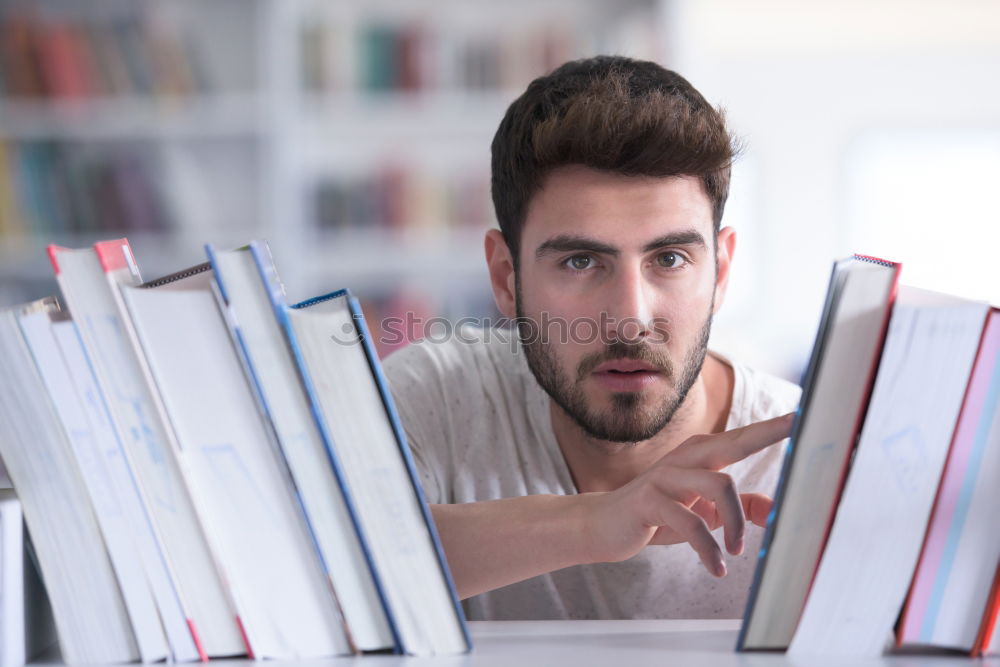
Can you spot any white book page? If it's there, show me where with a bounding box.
[18,311,169,663]
[53,248,243,657]
[291,299,466,655]
[0,491,24,667]
[0,309,137,664]
[214,248,392,651]
[122,285,350,659]
[51,319,201,662]
[789,291,988,657]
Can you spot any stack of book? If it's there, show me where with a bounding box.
[298,18,579,95]
[0,12,209,100]
[0,141,170,237]
[739,255,1000,658]
[0,238,469,664]
[312,164,491,234]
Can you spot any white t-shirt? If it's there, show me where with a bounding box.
[383,327,801,620]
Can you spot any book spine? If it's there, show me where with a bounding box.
[248,242,403,654]
[204,243,358,655]
[973,563,1000,656]
[347,294,471,651]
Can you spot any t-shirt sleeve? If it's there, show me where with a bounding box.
[382,341,452,505]
[727,363,803,494]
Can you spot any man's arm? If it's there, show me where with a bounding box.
[431,414,792,600]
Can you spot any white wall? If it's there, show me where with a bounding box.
[667,0,1000,380]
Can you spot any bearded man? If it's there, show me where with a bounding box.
[384,55,800,620]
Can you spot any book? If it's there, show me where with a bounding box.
[49,240,245,658]
[0,490,24,667]
[976,564,1000,655]
[0,13,209,99]
[897,309,1000,652]
[788,287,990,657]
[738,255,900,650]
[208,242,397,652]
[47,313,204,662]
[17,304,170,663]
[0,298,138,665]
[119,262,354,659]
[279,284,470,655]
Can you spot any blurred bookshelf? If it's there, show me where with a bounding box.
[0,0,665,355]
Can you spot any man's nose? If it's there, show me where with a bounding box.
[604,263,654,343]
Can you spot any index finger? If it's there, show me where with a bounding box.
[668,412,794,471]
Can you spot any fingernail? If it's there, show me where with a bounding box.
[716,559,727,577]
[735,537,745,555]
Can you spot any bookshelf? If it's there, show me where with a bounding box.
[27,619,989,665]
[0,0,666,354]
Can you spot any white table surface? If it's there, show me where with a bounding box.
[210,620,999,667]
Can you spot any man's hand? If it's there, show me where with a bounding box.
[576,413,793,577]
[432,413,793,599]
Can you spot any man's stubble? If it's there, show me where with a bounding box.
[515,276,713,444]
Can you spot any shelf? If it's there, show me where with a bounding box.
[0,228,491,288]
[295,90,512,141]
[0,230,264,281]
[285,227,490,287]
[0,94,265,141]
[0,0,664,313]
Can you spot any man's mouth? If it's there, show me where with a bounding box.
[591,359,665,392]
[593,359,661,374]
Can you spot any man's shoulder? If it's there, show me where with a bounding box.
[724,356,802,428]
[382,326,529,397]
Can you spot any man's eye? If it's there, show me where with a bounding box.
[565,255,594,270]
[656,252,688,269]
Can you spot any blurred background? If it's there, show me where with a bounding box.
[0,0,997,381]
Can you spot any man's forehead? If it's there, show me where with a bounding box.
[522,168,715,239]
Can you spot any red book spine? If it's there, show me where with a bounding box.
[38,23,89,99]
[186,618,208,662]
[973,563,1000,657]
[234,615,255,659]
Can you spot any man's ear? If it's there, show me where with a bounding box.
[485,229,517,318]
[713,226,737,314]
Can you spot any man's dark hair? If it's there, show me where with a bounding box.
[491,55,738,265]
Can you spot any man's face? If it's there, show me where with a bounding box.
[513,166,728,443]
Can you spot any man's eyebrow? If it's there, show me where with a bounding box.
[641,230,708,253]
[535,235,619,259]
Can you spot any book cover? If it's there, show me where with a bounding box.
[788,287,990,657]
[738,255,900,650]
[285,288,470,655]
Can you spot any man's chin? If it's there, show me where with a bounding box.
[577,416,668,444]
[572,398,678,443]
[585,385,676,411]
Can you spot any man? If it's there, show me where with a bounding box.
[384,56,800,620]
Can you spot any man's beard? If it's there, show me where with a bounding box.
[516,283,713,444]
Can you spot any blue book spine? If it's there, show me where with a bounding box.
[735,261,842,651]
[246,241,403,654]
[204,243,342,628]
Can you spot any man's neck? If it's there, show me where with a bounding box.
[551,353,735,494]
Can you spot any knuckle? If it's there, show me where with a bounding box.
[714,471,737,495]
[678,511,708,536]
